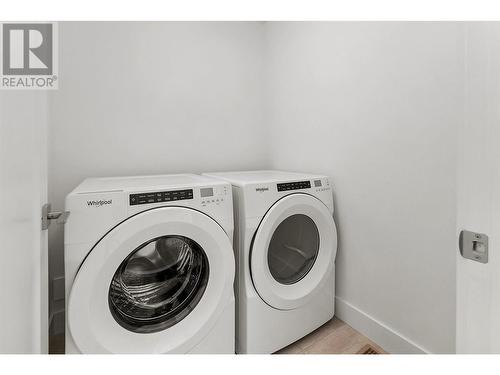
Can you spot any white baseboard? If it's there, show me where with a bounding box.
[335,296,429,354]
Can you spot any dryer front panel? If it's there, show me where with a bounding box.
[67,206,234,353]
[250,193,337,310]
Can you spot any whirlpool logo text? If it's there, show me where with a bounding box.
[87,199,112,207]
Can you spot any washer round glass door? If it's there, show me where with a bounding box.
[67,206,234,353]
[108,235,209,334]
[251,193,337,310]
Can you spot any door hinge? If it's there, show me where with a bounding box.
[42,203,70,230]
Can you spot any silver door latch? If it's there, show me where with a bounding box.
[459,230,488,264]
[42,203,70,230]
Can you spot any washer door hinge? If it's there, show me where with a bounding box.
[42,203,70,230]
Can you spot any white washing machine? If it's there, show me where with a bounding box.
[64,174,235,353]
[203,170,338,354]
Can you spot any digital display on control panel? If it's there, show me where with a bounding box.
[129,189,193,206]
[200,187,214,198]
[277,180,311,192]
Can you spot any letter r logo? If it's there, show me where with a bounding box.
[2,23,53,75]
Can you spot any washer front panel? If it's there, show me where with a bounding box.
[250,194,337,310]
[68,206,234,353]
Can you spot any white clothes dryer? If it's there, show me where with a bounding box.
[203,170,337,354]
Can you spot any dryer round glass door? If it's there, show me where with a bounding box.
[67,206,234,353]
[267,214,319,285]
[251,193,337,310]
[109,235,209,334]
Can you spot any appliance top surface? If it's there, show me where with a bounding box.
[70,174,226,194]
[204,170,328,186]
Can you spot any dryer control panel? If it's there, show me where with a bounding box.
[129,189,194,206]
[277,180,311,191]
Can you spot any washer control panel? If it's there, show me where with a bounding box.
[200,184,228,207]
[314,178,331,192]
[129,189,194,206]
[277,180,311,192]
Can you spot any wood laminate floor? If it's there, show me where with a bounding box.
[276,317,387,354]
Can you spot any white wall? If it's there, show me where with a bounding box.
[265,22,464,353]
[456,23,500,353]
[47,22,268,333]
